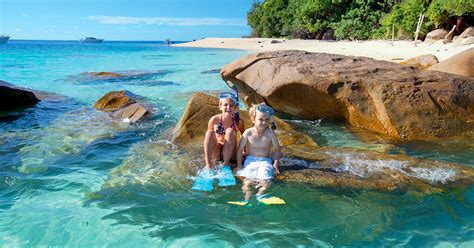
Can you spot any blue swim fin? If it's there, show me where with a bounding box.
[217,165,236,187]
[192,169,214,191]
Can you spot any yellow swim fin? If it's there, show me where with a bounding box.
[227,200,249,206]
[257,196,286,205]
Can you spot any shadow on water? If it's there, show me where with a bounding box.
[68,70,178,87]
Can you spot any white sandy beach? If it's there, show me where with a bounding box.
[174,38,474,62]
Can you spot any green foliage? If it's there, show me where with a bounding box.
[294,0,348,33]
[377,0,431,39]
[247,0,474,40]
[248,0,293,37]
[333,0,388,40]
[427,0,474,28]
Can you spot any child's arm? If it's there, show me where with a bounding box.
[236,130,248,170]
[237,118,245,136]
[237,118,246,155]
[270,132,282,174]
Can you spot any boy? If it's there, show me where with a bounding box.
[235,103,283,204]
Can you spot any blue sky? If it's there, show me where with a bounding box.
[0,0,254,41]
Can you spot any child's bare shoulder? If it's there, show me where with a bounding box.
[242,128,254,137]
[264,129,276,137]
[208,114,220,122]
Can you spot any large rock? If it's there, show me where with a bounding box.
[94,90,140,111]
[400,54,438,70]
[428,48,474,78]
[221,50,474,140]
[94,90,151,123]
[424,29,449,43]
[165,92,474,193]
[453,27,474,45]
[0,80,40,110]
[169,92,319,153]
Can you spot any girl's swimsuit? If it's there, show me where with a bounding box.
[214,114,238,164]
[215,114,237,135]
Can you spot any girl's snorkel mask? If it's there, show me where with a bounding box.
[219,89,240,123]
[256,104,277,130]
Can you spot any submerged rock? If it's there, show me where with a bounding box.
[94,90,152,123]
[86,71,122,77]
[0,80,40,111]
[221,50,474,140]
[94,90,140,111]
[278,147,474,193]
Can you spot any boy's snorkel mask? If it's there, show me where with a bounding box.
[219,88,240,123]
[256,104,277,130]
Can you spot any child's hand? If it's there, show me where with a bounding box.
[274,167,280,175]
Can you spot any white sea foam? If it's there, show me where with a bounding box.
[279,157,309,167]
[409,167,457,184]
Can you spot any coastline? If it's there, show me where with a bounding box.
[174,37,474,62]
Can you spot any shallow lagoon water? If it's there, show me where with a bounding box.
[0,40,473,246]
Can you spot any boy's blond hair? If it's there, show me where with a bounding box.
[248,103,261,123]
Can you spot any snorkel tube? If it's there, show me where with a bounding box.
[231,86,240,123]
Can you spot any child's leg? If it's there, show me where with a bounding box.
[256,180,271,196]
[203,130,219,169]
[242,179,253,201]
[222,128,236,165]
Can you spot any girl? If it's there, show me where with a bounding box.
[192,91,244,191]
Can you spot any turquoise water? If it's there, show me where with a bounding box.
[1,40,473,246]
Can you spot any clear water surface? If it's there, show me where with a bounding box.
[0,40,472,247]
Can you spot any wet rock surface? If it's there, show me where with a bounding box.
[94,90,152,123]
[221,50,474,140]
[0,80,40,111]
[165,92,474,193]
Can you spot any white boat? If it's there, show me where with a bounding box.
[80,37,103,43]
[0,35,10,43]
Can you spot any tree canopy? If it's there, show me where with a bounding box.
[247,0,474,40]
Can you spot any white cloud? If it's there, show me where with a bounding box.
[88,16,246,26]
